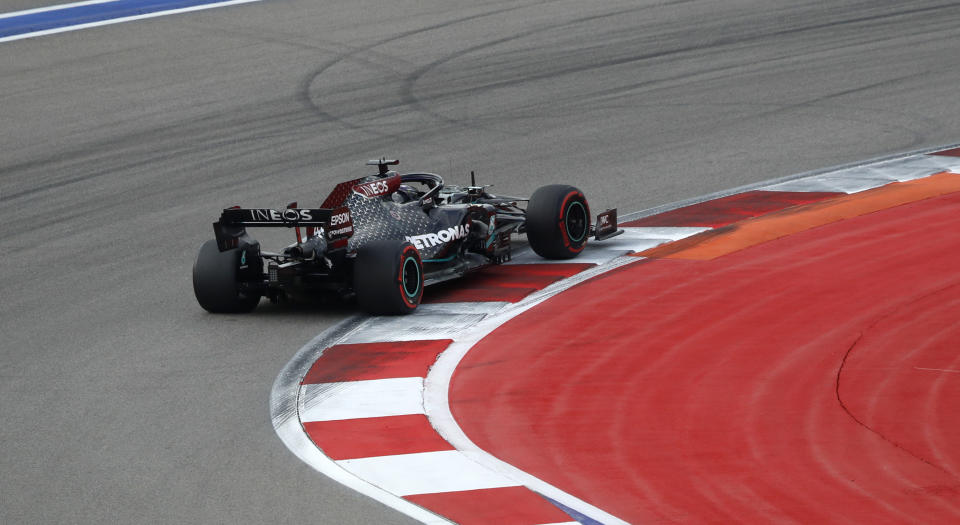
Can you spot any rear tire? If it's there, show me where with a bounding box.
[193,240,261,313]
[526,184,590,259]
[354,240,423,315]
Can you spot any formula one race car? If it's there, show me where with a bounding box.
[193,159,622,315]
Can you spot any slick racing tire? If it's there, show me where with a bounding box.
[193,240,261,313]
[354,240,423,315]
[526,184,590,259]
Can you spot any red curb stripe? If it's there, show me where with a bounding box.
[304,415,454,460]
[639,172,960,260]
[425,286,542,303]
[404,486,574,525]
[623,190,842,228]
[301,340,451,384]
[424,263,594,303]
[930,146,960,157]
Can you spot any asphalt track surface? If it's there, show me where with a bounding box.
[3,1,960,522]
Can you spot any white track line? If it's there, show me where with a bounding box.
[0,0,261,44]
[0,0,119,19]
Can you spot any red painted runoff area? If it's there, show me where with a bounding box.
[304,415,454,460]
[623,190,841,227]
[450,192,960,522]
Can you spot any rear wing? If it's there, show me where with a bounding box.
[213,206,353,251]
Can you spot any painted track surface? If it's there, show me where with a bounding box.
[276,149,960,523]
[5,1,960,522]
[451,166,960,522]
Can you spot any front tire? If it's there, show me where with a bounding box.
[354,240,423,315]
[193,240,261,313]
[526,184,590,259]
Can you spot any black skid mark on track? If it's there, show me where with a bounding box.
[400,1,960,135]
[398,4,668,136]
[299,1,555,140]
[0,104,321,204]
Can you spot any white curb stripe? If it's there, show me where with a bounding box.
[761,154,960,193]
[414,302,511,315]
[272,317,452,524]
[300,378,425,422]
[508,226,710,265]
[337,450,520,496]
[274,415,451,524]
[623,226,715,239]
[763,173,900,194]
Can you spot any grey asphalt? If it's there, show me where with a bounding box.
[2,1,960,523]
[1,1,70,13]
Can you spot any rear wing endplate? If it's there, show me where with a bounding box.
[593,208,624,241]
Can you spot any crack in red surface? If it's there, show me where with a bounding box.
[836,282,960,481]
[833,331,950,477]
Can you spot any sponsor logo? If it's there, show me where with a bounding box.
[327,225,354,239]
[596,209,617,236]
[331,210,351,226]
[327,206,353,240]
[354,179,392,198]
[406,224,470,250]
[248,208,313,222]
[240,250,248,269]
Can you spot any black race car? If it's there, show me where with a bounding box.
[193,159,622,315]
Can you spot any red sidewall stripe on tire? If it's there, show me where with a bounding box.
[399,246,422,309]
[558,190,588,253]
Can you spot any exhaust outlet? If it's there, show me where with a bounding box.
[290,237,326,260]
